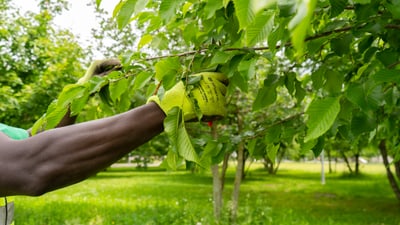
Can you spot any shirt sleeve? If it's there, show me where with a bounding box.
[0,123,29,140]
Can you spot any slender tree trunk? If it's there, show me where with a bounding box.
[355,153,360,174]
[211,165,222,220]
[395,161,400,180]
[231,142,244,223]
[379,140,400,201]
[327,149,333,173]
[341,151,353,173]
[221,152,230,191]
[230,112,245,223]
[211,123,223,221]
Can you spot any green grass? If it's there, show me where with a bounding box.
[14,162,400,225]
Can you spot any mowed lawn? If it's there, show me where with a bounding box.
[14,162,400,225]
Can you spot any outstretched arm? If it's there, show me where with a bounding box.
[0,102,165,196]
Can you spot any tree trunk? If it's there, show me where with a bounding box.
[341,151,353,174]
[395,161,400,181]
[230,111,245,223]
[221,152,230,191]
[211,123,223,221]
[379,140,400,201]
[354,153,360,174]
[211,165,222,220]
[231,142,244,223]
[327,149,333,173]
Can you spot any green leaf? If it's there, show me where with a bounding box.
[288,0,317,57]
[211,51,234,66]
[96,0,102,8]
[115,0,138,29]
[329,0,347,17]
[305,97,341,142]
[253,85,277,111]
[372,69,400,84]
[324,69,344,95]
[376,49,399,68]
[353,0,371,4]
[109,78,129,102]
[155,57,181,83]
[138,34,153,50]
[134,71,153,89]
[204,0,224,19]
[345,82,384,112]
[45,102,69,130]
[57,84,87,108]
[70,90,90,116]
[245,11,275,46]
[233,0,255,30]
[351,112,376,136]
[164,107,201,166]
[311,136,325,157]
[330,33,352,56]
[159,0,185,23]
[266,143,280,162]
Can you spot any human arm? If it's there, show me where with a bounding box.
[0,102,165,196]
[27,59,122,135]
[0,71,227,197]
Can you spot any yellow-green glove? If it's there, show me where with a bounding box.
[148,72,228,121]
[77,58,121,84]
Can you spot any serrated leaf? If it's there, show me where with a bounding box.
[345,82,383,112]
[246,11,275,46]
[288,0,317,57]
[311,136,325,157]
[372,69,400,84]
[233,0,255,30]
[116,0,138,29]
[351,112,376,136]
[204,0,224,19]
[253,76,279,110]
[266,143,280,162]
[45,102,69,130]
[164,107,201,166]
[134,71,153,89]
[305,97,341,142]
[211,51,234,66]
[109,78,129,102]
[155,57,181,83]
[330,33,352,56]
[57,84,87,108]
[70,90,90,116]
[159,0,185,23]
[329,0,347,17]
[138,34,152,50]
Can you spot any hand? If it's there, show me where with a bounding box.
[77,59,122,84]
[148,72,228,121]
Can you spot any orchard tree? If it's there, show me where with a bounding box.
[36,0,400,222]
[0,0,86,128]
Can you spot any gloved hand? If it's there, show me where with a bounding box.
[148,72,228,121]
[77,58,122,84]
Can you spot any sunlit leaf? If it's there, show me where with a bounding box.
[159,0,185,23]
[109,78,129,102]
[115,0,138,29]
[305,97,341,142]
[288,0,317,57]
[233,0,255,30]
[246,11,275,46]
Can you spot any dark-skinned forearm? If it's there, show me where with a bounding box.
[1,103,165,196]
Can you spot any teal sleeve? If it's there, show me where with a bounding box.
[0,123,29,140]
